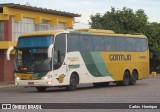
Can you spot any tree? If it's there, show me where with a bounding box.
[90,7,148,34]
[90,7,160,71]
[144,23,160,71]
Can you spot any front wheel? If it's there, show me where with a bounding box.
[36,87,47,92]
[66,75,79,91]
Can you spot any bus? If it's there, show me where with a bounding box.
[6,29,149,91]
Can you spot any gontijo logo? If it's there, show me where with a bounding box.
[109,54,131,61]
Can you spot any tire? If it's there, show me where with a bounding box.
[66,74,79,91]
[93,82,109,87]
[36,87,47,92]
[120,71,130,86]
[130,70,138,85]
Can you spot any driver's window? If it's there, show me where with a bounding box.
[53,34,66,70]
[53,51,58,65]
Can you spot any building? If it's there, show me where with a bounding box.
[0,3,80,82]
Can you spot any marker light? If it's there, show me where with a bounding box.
[16,77,21,80]
[42,75,52,80]
[47,81,52,85]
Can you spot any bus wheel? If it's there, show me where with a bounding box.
[93,82,109,87]
[130,70,138,85]
[120,71,130,86]
[66,74,79,91]
[36,87,47,92]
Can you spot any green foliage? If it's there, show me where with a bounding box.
[90,7,148,34]
[144,23,160,59]
[144,23,160,71]
[90,7,160,71]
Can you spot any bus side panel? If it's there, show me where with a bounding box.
[65,52,114,84]
[54,50,149,86]
[100,51,149,81]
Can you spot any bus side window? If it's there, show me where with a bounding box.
[141,39,148,51]
[115,37,126,51]
[67,34,80,52]
[136,38,148,52]
[104,37,116,51]
[126,38,136,52]
[80,35,93,51]
[136,38,142,51]
[92,36,105,51]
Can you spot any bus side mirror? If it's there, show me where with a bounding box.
[48,44,53,58]
[6,46,15,60]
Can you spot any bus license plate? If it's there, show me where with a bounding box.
[28,82,34,85]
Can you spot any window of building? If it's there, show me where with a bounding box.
[12,18,66,41]
[35,20,65,31]
[0,21,4,41]
[57,22,66,30]
[35,20,55,31]
[12,17,35,41]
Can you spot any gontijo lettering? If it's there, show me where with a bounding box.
[109,54,131,61]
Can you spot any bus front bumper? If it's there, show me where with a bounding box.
[15,79,53,87]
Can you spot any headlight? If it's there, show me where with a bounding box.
[42,75,52,80]
[16,77,21,80]
[47,81,52,85]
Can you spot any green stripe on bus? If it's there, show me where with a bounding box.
[68,64,80,68]
[90,52,111,77]
[80,52,103,77]
[32,72,47,78]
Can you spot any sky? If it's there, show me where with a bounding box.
[0,0,160,28]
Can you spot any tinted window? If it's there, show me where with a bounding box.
[135,38,142,51]
[18,36,53,48]
[67,34,80,52]
[54,34,66,69]
[141,39,148,51]
[115,37,126,51]
[92,36,105,51]
[126,38,136,51]
[80,35,93,51]
[104,36,116,51]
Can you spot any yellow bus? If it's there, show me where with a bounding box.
[7,29,149,91]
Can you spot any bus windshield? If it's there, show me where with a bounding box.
[15,36,53,73]
[18,36,53,48]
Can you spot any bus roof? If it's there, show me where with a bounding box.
[20,30,65,37]
[75,29,146,38]
[19,29,146,38]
